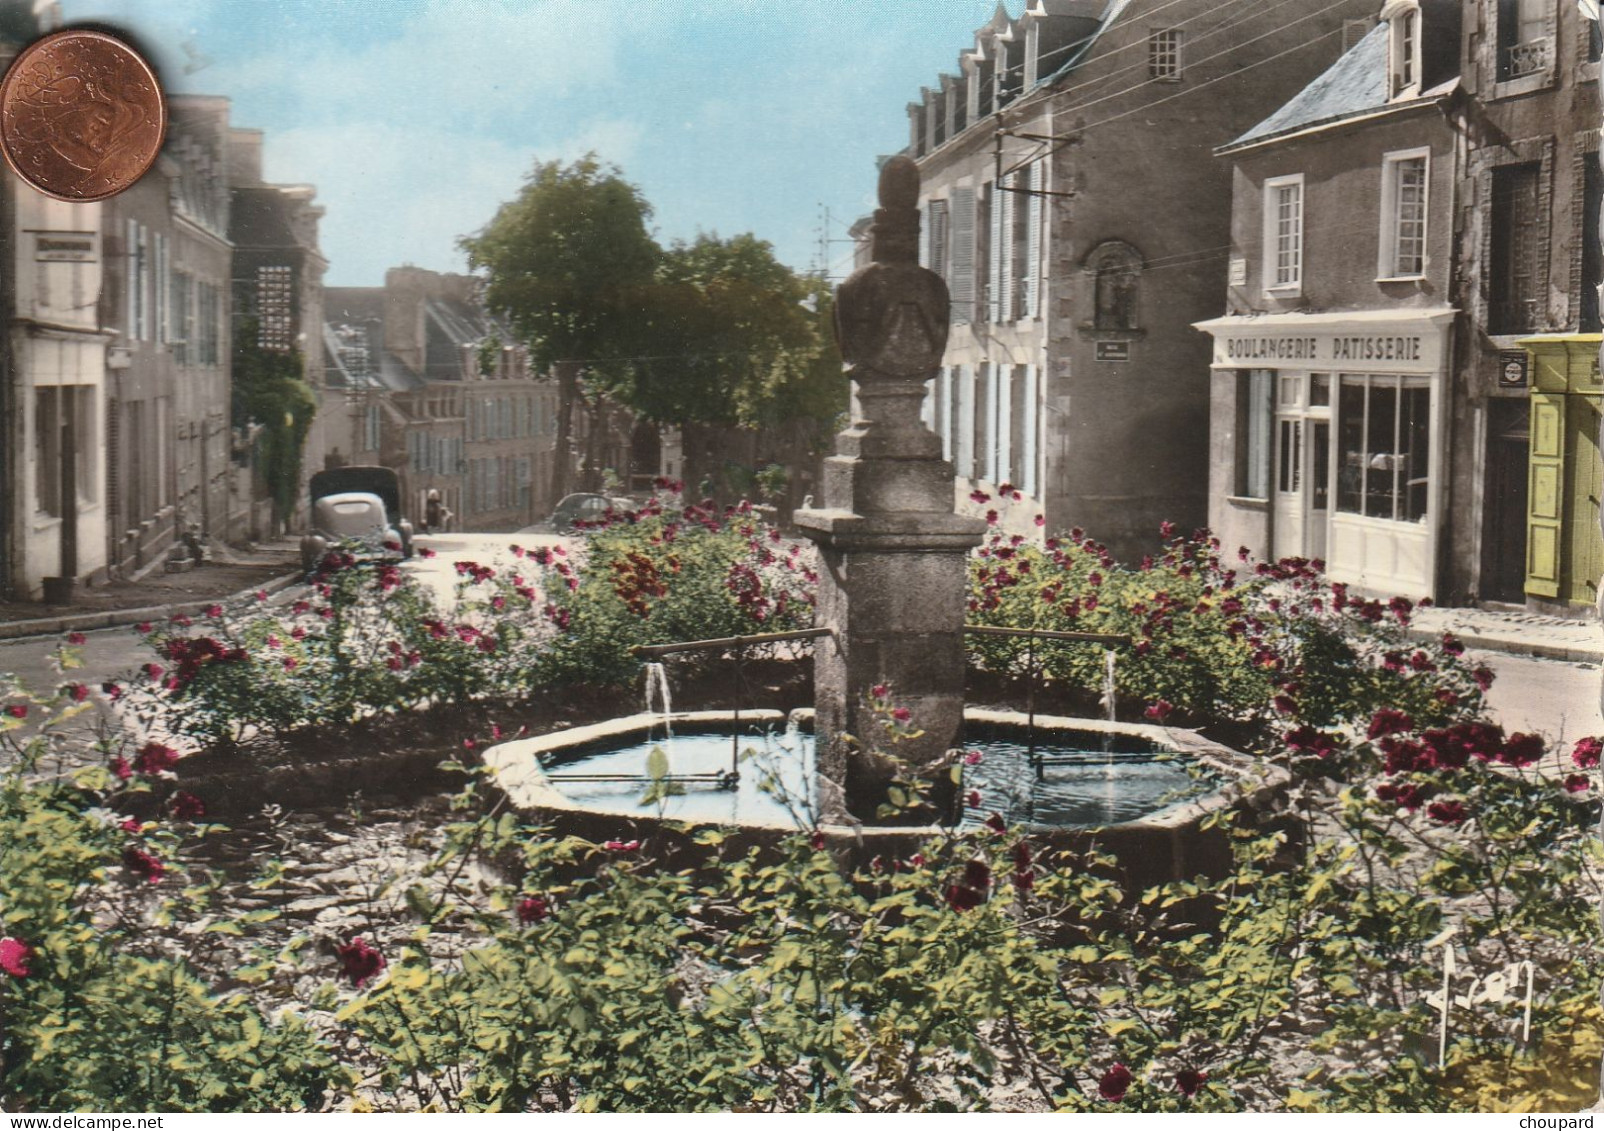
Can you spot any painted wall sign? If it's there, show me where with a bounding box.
[1498,350,1529,388]
[1096,340,1130,362]
[31,230,96,262]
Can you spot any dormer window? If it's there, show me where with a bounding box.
[1382,0,1422,100]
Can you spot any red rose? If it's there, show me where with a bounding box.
[517,895,550,925]
[5,704,25,719]
[1175,1068,1208,1098]
[337,938,386,987]
[65,631,87,645]
[133,742,180,774]
[0,937,34,978]
[122,845,165,884]
[1572,737,1602,770]
[1098,1062,1133,1102]
[169,792,206,821]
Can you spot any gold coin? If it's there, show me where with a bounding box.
[0,28,166,203]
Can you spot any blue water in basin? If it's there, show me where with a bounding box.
[539,722,1219,830]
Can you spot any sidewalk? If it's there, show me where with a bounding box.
[0,540,302,641]
[1409,604,1603,664]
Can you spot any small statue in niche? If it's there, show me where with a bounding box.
[1088,240,1143,332]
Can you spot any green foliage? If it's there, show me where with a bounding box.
[965,521,1485,738]
[0,720,341,1111]
[459,154,659,383]
[232,322,317,523]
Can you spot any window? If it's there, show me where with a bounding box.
[1237,370,1273,499]
[256,265,294,351]
[1149,29,1182,80]
[34,386,95,517]
[364,404,381,452]
[974,362,992,481]
[1386,3,1420,98]
[1278,419,1302,493]
[1497,0,1552,80]
[1380,151,1429,278]
[1263,175,1304,292]
[1336,376,1430,522]
[170,270,192,365]
[1489,162,1542,333]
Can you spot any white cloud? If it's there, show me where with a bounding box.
[263,116,645,286]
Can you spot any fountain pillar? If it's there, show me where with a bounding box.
[794,156,986,822]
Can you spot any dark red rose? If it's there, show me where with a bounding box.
[337,938,386,986]
[1175,1068,1207,1097]
[1098,1062,1133,1102]
[1565,774,1592,794]
[1501,733,1545,768]
[169,792,206,821]
[1572,737,1602,770]
[1367,709,1414,740]
[133,742,180,774]
[1426,799,1469,825]
[122,845,165,883]
[517,895,550,924]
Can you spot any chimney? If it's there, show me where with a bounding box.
[226,128,263,186]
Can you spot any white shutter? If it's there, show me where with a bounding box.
[957,364,975,478]
[998,174,1015,324]
[928,200,949,282]
[986,362,1001,482]
[919,202,930,269]
[940,366,954,460]
[1026,162,1042,319]
[987,184,1002,324]
[125,219,137,339]
[156,235,168,345]
[996,364,1013,485]
[1023,364,1039,497]
[950,186,975,325]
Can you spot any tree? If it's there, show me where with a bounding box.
[606,233,846,436]
[460,155,661,496]
[232,325,317,531]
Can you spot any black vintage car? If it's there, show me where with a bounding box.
[301,466,414,573]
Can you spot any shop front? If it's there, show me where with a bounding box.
[1196,308,1456,600]
[1519,333,1603,609]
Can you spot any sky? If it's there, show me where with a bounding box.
[55,0,1010,287]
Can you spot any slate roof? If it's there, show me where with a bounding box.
[1224,23,1392,151]
[1037,0,1132,88]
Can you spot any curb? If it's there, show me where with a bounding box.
[1404,626,1604,666]
[0,570,303,642]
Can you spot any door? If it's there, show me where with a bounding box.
[1306,420,1330,562]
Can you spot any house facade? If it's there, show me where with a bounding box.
[99,95,236,581]
[907,0,1374,562]
[1197,0,1600,606]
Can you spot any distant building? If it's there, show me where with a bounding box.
[903,0,1374,562]
[325,268,558,532]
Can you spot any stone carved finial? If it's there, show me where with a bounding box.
[835,156,950,382]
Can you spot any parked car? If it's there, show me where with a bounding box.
[301,466,414,573]
[544,492,636,533]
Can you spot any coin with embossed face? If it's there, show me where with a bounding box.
[0,28,165,203]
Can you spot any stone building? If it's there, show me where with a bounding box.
[1196,0,1600,606]
[227,129,328,540]
[99,95,235,580]
[325,268,558,532]
[905,0,1374,562]
[1457,0,1601,610]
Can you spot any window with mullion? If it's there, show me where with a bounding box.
[1264,176,1304,292]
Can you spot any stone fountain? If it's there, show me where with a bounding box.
[793,155,987,822]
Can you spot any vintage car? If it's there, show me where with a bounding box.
[543,492,636,533]
[300,466,414,573]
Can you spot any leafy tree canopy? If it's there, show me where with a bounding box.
[459,154,659,384]
[462,157,846,434]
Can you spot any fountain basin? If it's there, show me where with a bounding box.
[483,708,1287,887]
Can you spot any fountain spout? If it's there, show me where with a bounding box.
[643,661,674,740]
